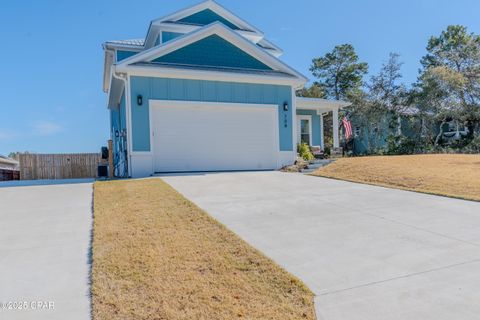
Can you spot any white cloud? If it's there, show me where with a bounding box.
[32,121,63,136]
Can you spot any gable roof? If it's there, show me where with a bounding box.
[144,0,263,48]
[153,0,261,32]
[176,8,240,29]
[117,22,307,87]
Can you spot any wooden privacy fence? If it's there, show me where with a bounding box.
[18,153,102,180]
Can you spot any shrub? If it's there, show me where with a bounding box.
[323,146,331,157]
[464,135,480,153]
[297,143,314,161]
[386,135,419,155]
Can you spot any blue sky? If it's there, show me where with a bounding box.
[1,0,479,155]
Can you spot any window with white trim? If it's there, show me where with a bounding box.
[300,119,311,145]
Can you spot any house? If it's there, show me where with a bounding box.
[0,155,19,181]
[350,106,472,154]
[103,0,349,177]
[0,155,19,170]
[351,106,423,154]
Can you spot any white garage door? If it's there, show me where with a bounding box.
[151,101,279,173]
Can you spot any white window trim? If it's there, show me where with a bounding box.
[297,115,312,146]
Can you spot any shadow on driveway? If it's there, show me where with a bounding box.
[0,178,94,188]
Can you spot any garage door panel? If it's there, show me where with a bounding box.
[152,102,278,172]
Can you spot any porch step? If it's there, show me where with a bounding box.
[301,159,333,173]
[308,163,327,170]
[330,147,344,159]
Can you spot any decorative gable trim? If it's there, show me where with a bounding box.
[177,8,240,30]
[117,22,308,85]
[154,0,261,33]
[144,0,263,48]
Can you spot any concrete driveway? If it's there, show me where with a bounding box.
[0,180,92,320]
[162,171,480,320]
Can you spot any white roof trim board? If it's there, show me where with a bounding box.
[296,97,351,111]
[116,22,308,86]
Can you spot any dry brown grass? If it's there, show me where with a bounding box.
[313,154,480,201]
[92,178,315,320]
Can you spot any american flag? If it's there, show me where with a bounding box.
[342,116,353,140]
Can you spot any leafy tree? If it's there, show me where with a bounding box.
[310,44,368,101]
[368,53,407,113]
[349,53,408,152]
[418,25,480,142]
[417,66,466,145]
[369,53,409,138]
[296,83,326,99]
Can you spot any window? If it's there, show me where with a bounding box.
[300,119,311,145]
[354,126,361,137]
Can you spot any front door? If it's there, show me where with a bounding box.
[297,116,312,145]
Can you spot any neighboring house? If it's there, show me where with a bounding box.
[0,155,20,181]
[351,106,470,154]
[103,0,349,177]
[351,107,423,154]
[0,155,19,170]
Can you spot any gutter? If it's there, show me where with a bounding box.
[107,65,128,109]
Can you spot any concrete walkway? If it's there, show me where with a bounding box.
[161,171,480,320]
[0,181,93,320]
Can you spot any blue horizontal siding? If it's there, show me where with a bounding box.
[162,31,184,43]
[116,50,138,62]
[177,9,239,30]
[130,76,293,152]
[296,109,322,146]
[153,35,272,70]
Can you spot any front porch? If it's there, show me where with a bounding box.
[295,97,351,151]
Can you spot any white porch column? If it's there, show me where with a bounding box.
[320,112,325,149]
[332,108,340,148]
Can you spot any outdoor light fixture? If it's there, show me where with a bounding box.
[283,102,289,111]
[137,95,143,106]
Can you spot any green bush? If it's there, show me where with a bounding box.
[324,146,331,156]
[386,135,419,155]
[297,143,314,161]
[464,135,480,153]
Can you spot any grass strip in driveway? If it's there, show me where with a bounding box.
[312,154,480,201]
[92,178,315,320]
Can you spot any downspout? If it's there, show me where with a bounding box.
[112,67,130,177]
